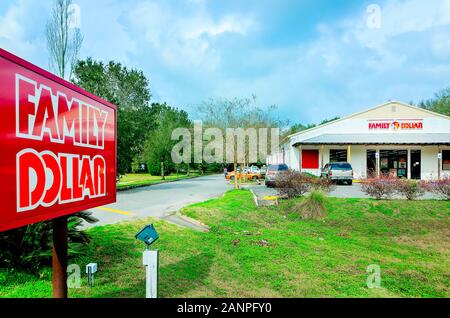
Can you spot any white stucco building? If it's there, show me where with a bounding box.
[268,101,450,180]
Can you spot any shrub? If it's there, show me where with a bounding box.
[361,176,397,200]
[311,177,336,193]
[396,179,426,200]
[0,212,98,271]
[424,176,450,200]
[275,170,312,198]
[293,190,328,220]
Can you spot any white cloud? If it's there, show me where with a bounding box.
[2,0,446,124]
[183,15,255,38]
[431,32,450,59]
[0,1,24,40]
[0,0,137,70]
[77,0,137,65]
[351,0,450,51]
[128,1,256,71]
[203,0,450,123]
[301,0,450,78]
[0,0,47,66]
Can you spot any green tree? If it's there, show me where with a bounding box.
[144,104,192,179]
[72,58,155,176]
[283,116,341,139]
[418,88,450,117]
[319,117,341,125]
[282,123,316,139]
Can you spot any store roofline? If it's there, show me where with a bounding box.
[285,101,450,141]
[293,142,450,146]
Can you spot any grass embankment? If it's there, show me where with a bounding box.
[117,173,201,190]
[1,191,449,298]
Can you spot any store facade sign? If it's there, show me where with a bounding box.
[368,119,424,130]
[0,49,117,232]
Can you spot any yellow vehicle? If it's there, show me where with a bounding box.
[225,171,262,181]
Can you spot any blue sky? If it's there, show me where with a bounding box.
[1,0,449,125]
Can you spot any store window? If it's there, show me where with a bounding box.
[380,150,408,178]
[443,150,450,171]
[330,149,348,163]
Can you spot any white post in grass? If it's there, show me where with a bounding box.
[143,249,158,298]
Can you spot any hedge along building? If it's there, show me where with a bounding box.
[268,101,450,180]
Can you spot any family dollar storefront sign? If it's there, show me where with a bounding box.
[368,119,424,131]
[0,48,117,232]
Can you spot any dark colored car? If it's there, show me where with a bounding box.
[265,164,289,187]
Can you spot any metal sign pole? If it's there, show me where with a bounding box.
[52,216,68,298]
[143,249,158,298]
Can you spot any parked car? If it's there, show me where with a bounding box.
[226,171,262,181]
[260,165,268,178]
[321,162,354,185]
[248,166,261,174]
[265,164,289,187]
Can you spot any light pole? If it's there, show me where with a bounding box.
[135,224,159,299]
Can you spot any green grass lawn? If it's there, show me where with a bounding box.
[0,190,449,298]
[117,173,201,189]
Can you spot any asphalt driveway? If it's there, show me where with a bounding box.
[85,174,232,228]
[85,176,441,229]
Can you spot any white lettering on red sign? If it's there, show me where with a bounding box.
[16,74,108,149]
[17,149,106,212]
[15,74,108,212]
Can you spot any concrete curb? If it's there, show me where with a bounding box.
[247,186,280,207]
[177,213,210,232]
[159,211,210,232]
[116,175,206,192]
[249,188,260,207]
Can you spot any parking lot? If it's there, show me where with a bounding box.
[329,183,369,199]
[250,182,441,201]
[330,183,441,200]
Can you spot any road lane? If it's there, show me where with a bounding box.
[85,174,232,228]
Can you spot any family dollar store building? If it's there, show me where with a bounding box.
[268,101,450,180]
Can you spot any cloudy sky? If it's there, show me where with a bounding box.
[1,0,449,124]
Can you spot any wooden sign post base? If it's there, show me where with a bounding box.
[52,217,68,299]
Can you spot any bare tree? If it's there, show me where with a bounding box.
[195,97,283,189]
[46,0,83,79]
